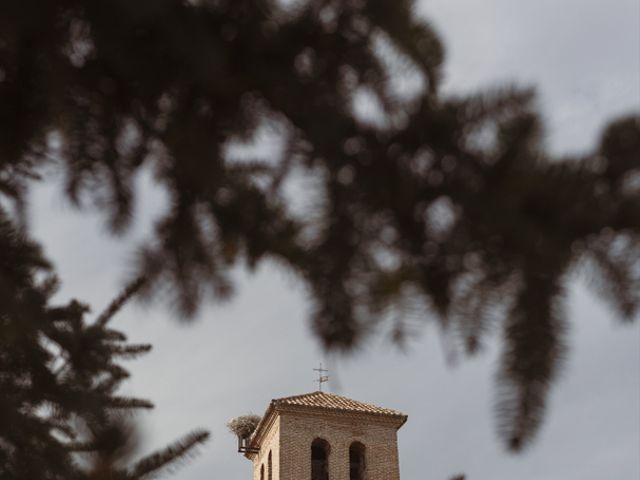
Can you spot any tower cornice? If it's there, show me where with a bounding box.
[246,391,407,457]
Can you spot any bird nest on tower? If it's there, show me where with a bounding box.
[227,414,261,440]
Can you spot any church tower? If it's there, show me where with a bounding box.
[243,391,407,480]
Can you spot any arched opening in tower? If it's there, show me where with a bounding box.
[349,442,365,480]
[311,438,330,480]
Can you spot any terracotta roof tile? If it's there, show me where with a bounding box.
[246,391,407,455]
[272,391,406,418]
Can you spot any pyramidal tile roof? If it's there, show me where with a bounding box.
[246,391,407,455]
[272,391,406,418]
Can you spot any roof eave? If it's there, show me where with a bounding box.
[275,403,408,430]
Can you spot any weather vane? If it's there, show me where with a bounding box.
[313,363,329,392]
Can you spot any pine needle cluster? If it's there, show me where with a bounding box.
[0,0,638,453]
[0,215,208,479]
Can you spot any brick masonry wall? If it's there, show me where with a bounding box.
[252,416,281,480]
[251,409,402,480]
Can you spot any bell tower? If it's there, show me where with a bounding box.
[243,391,407,480]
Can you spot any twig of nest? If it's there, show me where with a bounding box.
[227,414,261,439]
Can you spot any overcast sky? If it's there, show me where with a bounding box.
[30,0,639,479]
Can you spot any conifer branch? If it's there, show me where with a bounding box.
[130,430,210,479]
[96,276,147,327]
